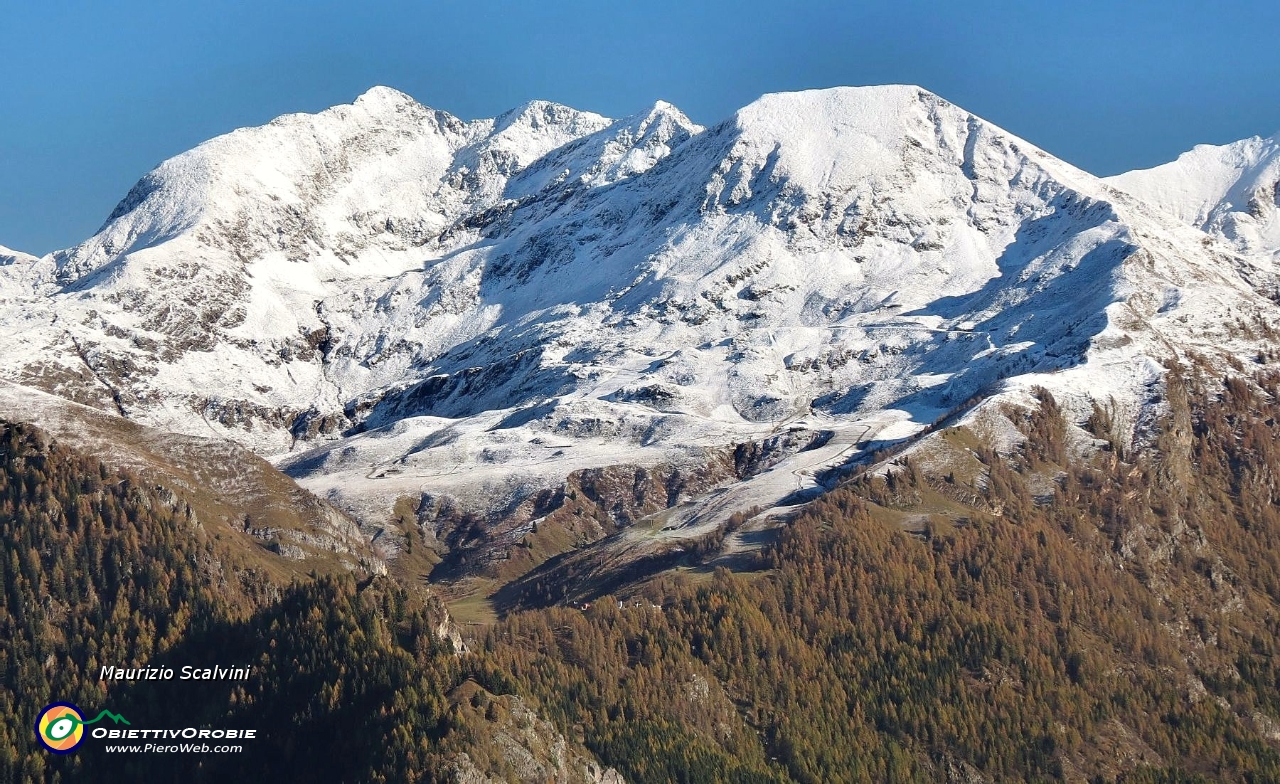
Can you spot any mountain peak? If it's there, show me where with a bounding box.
[631,100,701,134]
[491,99,610,137]
[731,84,950,134]
[744,84,935,112]
[698,82,1092,211]
[1107,132,1280,262]
[352,85,421,113]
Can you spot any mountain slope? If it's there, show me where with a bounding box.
[479,373,1280,783]
[0,424,618,783]
[0,89,696,453]
[276,86,1279,530]
[0,380,380,576]
[2,86,1279,586]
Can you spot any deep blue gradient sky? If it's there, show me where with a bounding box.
[3,0,1278,254]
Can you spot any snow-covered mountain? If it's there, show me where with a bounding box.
[2,85,1277,535]
[1107,134,1280,261]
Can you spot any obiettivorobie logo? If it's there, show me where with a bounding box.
[35,700,256,754]
[35,703,130,754]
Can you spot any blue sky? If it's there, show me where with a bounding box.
[2,0,1278,254]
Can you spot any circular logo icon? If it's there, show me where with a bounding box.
[36,703,86,754]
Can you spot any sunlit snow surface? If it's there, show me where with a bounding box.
[1107,133,1280,274]
[1,86,1277,525]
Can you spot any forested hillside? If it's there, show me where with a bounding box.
[472,372,1280,783]
[5,369,1280,782]
[0,422,244,781]
[0,423,613,784]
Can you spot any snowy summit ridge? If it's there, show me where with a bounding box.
[1,85,1277,526]
[1107,133,1280,263]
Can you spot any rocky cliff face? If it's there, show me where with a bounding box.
[447,680,625,784]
